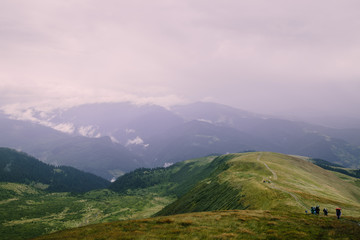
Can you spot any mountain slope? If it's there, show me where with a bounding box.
[171,101,261,125]
[171,102,360,168]
[0,116,66,149]
[31,136,144,180]
[2,101,360,174]
[0,117,144,179]
[0,183,173,240]
[157,152,360,216]
[109,156,217,197]
[34,210,360,240]
[0,148,109,192]
[43,102,184,143]
[34,152,360,240]
[145,121,270,166]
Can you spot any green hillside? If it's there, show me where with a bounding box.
[0,147,109,193]
[0,155,216,240]
[109,156,217,197]
[158,152,360,216]
[35,210,360,240]
[34,152,360,240]
[0,183,173,240]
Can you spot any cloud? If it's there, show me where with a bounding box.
[1,0,360,119]
[125,129,136,134]
[197,119,213,124]
[53,123,75,134]
[0,103,76,134]
[78,125,100,138]
[126,136,149,148]
[109,136,120,144]
[163,162,174,168]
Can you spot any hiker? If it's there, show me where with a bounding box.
[336,208,341,219]
[311,207,316,214]
[323,208,328,216]
[315,205,320,215]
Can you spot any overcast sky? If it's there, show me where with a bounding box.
[1,0,360,120]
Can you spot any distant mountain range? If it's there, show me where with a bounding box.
[0,114,144,180]
[0,102,359,179]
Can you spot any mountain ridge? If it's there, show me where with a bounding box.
[33,151,360,240]
[1,101,359,179]
[156,152,360,216]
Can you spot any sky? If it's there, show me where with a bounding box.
[1,0,360,123]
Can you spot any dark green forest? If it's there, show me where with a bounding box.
[0,148,109,193]
[311,158,360,179]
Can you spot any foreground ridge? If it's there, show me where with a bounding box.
[35,210,360,240]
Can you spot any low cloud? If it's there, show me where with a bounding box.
[0,103,75,134]
[125,129,136,134]
[110,136,120,144]
[53,123,75,134]
[197,119,213,124]
[78,125,100,138]
[163,162,174,168]
[126,136,149,148]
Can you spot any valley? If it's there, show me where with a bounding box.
[1,151,359,239]
[0,183,174,240]
[2,1,360,239]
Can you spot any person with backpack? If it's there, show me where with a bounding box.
[311,207,316,214]
[315,205,320,215]
[323,208,328,216]
[336,208,342,219]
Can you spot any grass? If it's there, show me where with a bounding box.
[109,156,217,198]
[0,183,174,240]
[255,153,360,214]
[34,210,360,240]
[3,152,360,239]
[1,155,219,240]
[157,152,360,216]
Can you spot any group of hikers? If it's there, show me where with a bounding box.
[306,205,342,219]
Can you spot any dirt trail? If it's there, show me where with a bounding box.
[257,154,277,180]
[257,153,308,209]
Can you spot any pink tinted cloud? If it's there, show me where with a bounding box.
[0,0,359,119]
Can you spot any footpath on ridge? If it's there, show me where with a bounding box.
[257,153,308,209]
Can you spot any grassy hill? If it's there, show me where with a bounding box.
[34,152,360,239]
[109,155,217,197]
[34,210,360,240]
[157,152,360,216]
